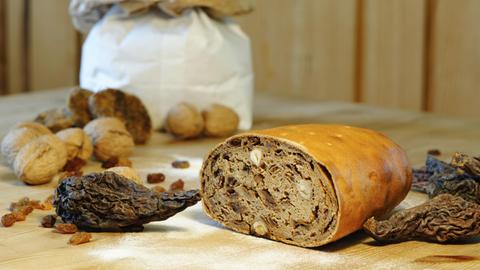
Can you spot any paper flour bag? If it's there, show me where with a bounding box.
[79,7,254,130]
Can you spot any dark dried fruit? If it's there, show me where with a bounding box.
[363,194,480,243]
[41,215,57,228]
[89,89,152,144]
[63,157,87,172]
[68,88,93,127]
[169,179,185,191]
[152,185,166,193]
[171,160,190,169]
[55,223,78,234]
[69,232,92,245]
[412,153,480,204]
[1,213,16,227]
[54,172,201,231]
[101,156,132,169]
[427,149,441,156]
[147,173,165,184]
[34,107,74,133]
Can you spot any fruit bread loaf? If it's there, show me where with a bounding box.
[200,124,412,247]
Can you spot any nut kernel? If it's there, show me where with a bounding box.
[253,220,268,236]
[250,149,262,166]
[296,180,312,200]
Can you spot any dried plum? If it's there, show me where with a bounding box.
[412,153,480,204]
[364,194,480,243]
[54,171,200,231]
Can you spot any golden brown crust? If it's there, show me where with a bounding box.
[200,124,411,247]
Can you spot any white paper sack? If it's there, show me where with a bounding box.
[80,8,254,130]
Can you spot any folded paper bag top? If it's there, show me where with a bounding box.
[200,124,412,247]
[79,6,254,130]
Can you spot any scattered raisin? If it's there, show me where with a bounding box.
[69,232,92,245]
[169,179,185,191]
[147,173,165,184]
[152,185,166,193]
[1,213,16,227]
[18,206,34,216]
[102,157,132,169]
[12,211,26,221]
[55,223,78,234]
[63,157,87,172]
[9,197,30,211]
[427,149,441,156]
[171,160,190,169]
[41,195,55,210]
[41,215,57,228]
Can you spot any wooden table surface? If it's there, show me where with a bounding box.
[0,89,479,270]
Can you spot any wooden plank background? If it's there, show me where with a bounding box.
[1,0,480,118]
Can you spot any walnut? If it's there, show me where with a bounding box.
[1,123,51,165]
[56,128,93,161]
[67,88,93,127]
[166,102,204,139]
[83,117,134,161]
[296,179,312,200]
[106,166,142,185]
[249,148,262,166]
[34,107,74,132]
[202,104,239,137]
[13,134,68,185]
[252,220,268,236]
[89,89,152,144]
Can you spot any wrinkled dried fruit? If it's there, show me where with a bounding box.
[41,215,57,228]
[171,160,190,169]
[412,153,480,204]
[54,171,83,185]
[147,173,165,184]
[427,149,441,156]
[54,172,200,231]
[89,89,152,144]
[169,179,185,191]
[363,194,480,243]
[69,232,92,245]
[12,211,26,221]
[55,223,78,234]
[101,156,132,169]
[152,185,166,193]
[1,213,16,227]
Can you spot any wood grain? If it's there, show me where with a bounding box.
[1,89,480,269]
[428,0,480,118]
[236,0,357,101]
[359,0,426,111]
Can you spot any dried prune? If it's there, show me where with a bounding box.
[69,232,92,245]
[54,172,200,231]
[364,194,480,243]
[412,153,480,204]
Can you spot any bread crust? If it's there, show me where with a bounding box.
[200,124,412,247]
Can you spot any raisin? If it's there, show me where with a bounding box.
[147,173,166,184]
[152,185,166,193]
[1,214,16,227]
[12,211,26,221]
[41,215,57,228]
[169,179,185,191]
[55,223,78,234]
[63,157,87,172]
[171,160,190,169]
[101,157,132,169]
[69,232,92,245]
[427,149,441,156]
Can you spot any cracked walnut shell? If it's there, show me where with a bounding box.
[166,102,204,139]
[202,104,239,137]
